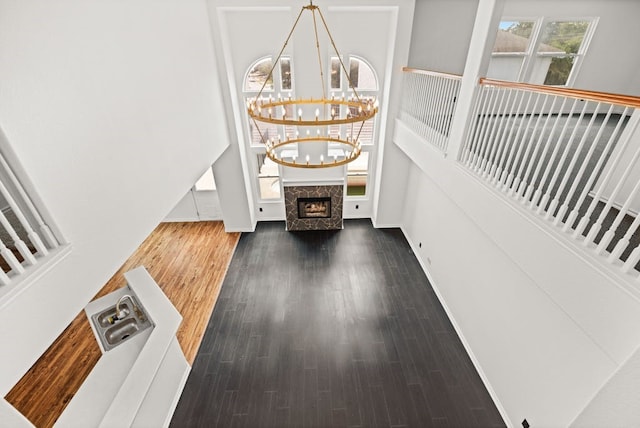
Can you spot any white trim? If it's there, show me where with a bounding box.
[371,6,401,226]
[400,226,513,428]
[212,6,262,225]
[162,365,192,428]
[0,244,72,310]
[281,179,345,187]
[370,220,401,229]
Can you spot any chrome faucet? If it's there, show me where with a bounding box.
[115,294,132,319]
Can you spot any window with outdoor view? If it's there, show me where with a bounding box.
[488,18,595,86]
[534,20,591,85]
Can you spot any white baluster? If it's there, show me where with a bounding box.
[622,245,640,273]
[491,90,524,184]
[527,97,570,209]
[540,101,590,219]
[518,96,560,203]
[609,210,640,263]
[473,86,501,172]
[436,78,451,149]
[0,209,36,265]
[559,105,616,230]
[419,75,430,140]
[0,235,25,274]
[573,108,636,239]
[551,104,604,226]
[0,179,48,256]
[463,86,490,166]
[499,91,537,190]
[0,152,58,248]
[595,177,640,255]
[484,88,515,178]
[510,94,549,197]
[534,99,580,214]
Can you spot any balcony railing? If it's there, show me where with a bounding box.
[459,78,640,274]
[400,67,462,152]
[0,142,64,304]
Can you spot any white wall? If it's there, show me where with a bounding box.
[502,0,640,96]
[571,343,640,427]
[396,120,640,426]
[407,0,479,74]
[0,0,228,401]
[409,0,640,96]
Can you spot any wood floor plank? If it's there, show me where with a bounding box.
[4,313,101,428]
[172,220,506,427]
[95,221,240,363]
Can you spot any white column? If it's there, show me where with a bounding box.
[446,0,506,161]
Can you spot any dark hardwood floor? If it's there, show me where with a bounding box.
[171,219,505,427]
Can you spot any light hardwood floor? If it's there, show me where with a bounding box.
[93,221,240,363]
[6,221,239,428]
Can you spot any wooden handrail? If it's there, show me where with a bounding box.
[402,67,462,80]
[479,78,640,109]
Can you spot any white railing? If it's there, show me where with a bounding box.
[400,67,462,152]
[0,146,61,294]
[460,78,640,275]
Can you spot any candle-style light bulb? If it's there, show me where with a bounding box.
[306,154,310,165]
[315,108,319,120]
[320,154,324,164]
[298,108,302,120]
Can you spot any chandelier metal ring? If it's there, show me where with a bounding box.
[264,136,362,169]
[248,98,378,127]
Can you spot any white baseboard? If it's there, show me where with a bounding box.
[400,226,513,427]
[371,220,402,229]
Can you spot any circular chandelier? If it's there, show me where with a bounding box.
[246,1,378,169]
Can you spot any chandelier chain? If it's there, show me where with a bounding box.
[311,8,327,100]
[255,6,306,100]
[316,6,363,103]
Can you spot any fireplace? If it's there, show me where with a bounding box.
[298,197,331,219]
[283,184,343,231]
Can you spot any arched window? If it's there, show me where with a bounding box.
[244,56,295,200]
[329,55,378,196]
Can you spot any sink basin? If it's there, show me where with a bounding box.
[95,303,131,328]
[104,318,141,345]
[90,294,153,351]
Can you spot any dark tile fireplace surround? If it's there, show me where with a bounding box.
[283,185,343,231]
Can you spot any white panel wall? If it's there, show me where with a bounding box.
[0,0,228,397]
[397,120,640,426]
